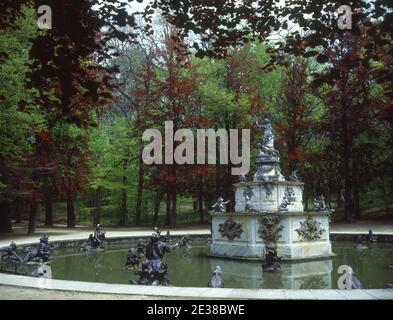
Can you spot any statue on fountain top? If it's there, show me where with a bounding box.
[256,117,280,160]
[254,116,285,182]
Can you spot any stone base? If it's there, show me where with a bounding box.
[209,211,333,261]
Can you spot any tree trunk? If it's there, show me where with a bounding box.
[28,201,38,234]
[353,161,360,219]
[198,191,204,223]
[165,192,171,226]
[66,196,76,228]
[93,187,101,225]
[304,194,309,211]
[119,178,127,226]
[0,201,13,233]
[341,78,354,222]
[170,187,177,227]
[119,155,128,226]
[44,194,53,226]
[343,142,353,222]
[14,199,21,223]
[153,190,164,226]
[135,152,145,226]
[390,135,393,195]
[193,198,198,211]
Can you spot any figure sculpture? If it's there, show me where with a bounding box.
[208,266,224,288]
[0,242,21,263]
[355,229,377,249]
[289,170,300,182]
[137,239,146,256]
[262,246,282,273]
[313,195,334,212]
[94,224,106,244]
[180,234,192,257]
[81,224,106,251]
[164,231,171,242]
[278,187,296,211]
[239,174,247,183]
[21,235,51,263]
[133,231,179,286]
[244,187,257,212]
[125,248,140,269]
[256,118,279,159]
[211,197,230,212]
[153,226,161,236]
[363,229,377,244]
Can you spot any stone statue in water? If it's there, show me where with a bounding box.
[262,246,282,273]
[21,235,51,263]
[81,224,106,251]
[180,234,192,257]
[133,231,179,286]
[1,236,51,265]
[125,248,140,269]
[0,242,20,264]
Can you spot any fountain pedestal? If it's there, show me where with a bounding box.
[209,118,333,261]
[210,211,332,261]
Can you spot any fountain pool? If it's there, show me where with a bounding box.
[2,239,392,290]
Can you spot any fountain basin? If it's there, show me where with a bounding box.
[210,211,333,260]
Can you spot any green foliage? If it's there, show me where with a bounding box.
[0,5,45,185]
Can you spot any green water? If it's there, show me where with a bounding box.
[17,241,393,289]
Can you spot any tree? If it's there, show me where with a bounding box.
[0,5,43,233]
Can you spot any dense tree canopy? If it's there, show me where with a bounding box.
[0,1,392,232]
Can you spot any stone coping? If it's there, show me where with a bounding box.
[0,274,392,299]
[209,211,331,217]
[0,230,210,249]
[1,231,393,299]
[233,181,304,187]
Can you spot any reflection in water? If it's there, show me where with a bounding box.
[6,241,393,289]
[209,257,332,289]
[299,275,327,289]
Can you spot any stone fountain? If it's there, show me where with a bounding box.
[209,117,333,261]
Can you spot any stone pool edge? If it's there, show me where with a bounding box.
[1,273,393,300]
[1,232,393,300]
